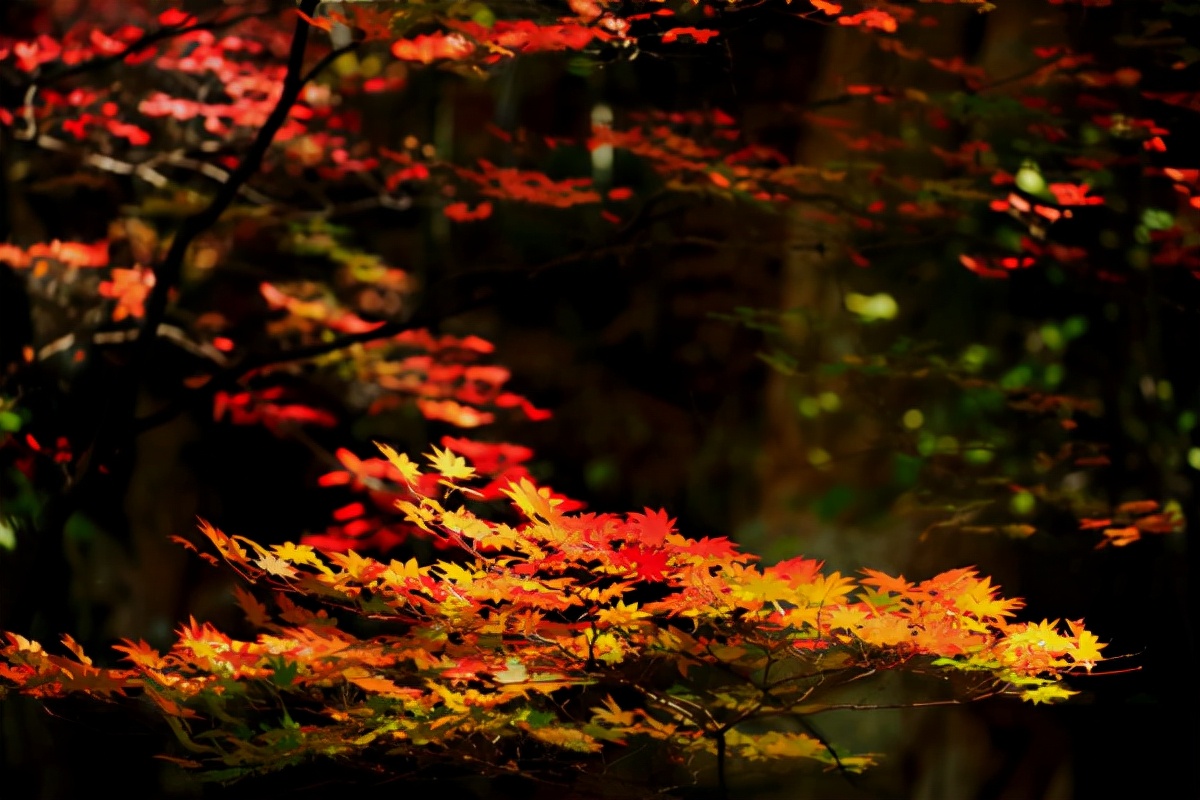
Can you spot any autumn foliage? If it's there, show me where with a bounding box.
[2,441,1103,781]
[0,0,1194,794]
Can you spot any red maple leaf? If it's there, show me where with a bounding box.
[625,509,677,546]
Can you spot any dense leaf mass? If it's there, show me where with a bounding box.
[2,444,1103,779]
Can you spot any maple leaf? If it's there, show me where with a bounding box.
[859,568,914,596]
[232,586,271,628]
[271,542,332,575]
[382,557,423,585]
[1065,620,1106,670]
[435,560,479,586]
[396,498,443,533]
[112,639,167,671]
[768,556,824,586]
[168,535,197,553]
[826,605,870,632]
[667,533,741,562]
[733,567,796,605]
[425,445,476,481]
[855,615,913,647]
[590,695,637,727]
[60,634,93,666]
[345,672,414,696]
[661,28,720,45]
[1021,683,1078,704]
[620,547,671,583]
[197,519,248,565]
[144,687,199,718]
[596,600,651,627]
[951,575,1024,621]
[416,399,495,427]
[625,508,676,546]
[376,442,423,485]
[256,553,299,579]
[502,478,564,521]
[98,266,155,321]
[441,507,492,541]
[327,550,386,584]
[798,572,856,607]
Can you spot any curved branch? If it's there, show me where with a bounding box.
[138,0,324,344]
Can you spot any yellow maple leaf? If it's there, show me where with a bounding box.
[383,557,423,584]
[112,638,167,670]
[596,600,650,627]
[435,560,479,586]
[442,507,491,540]
[501,478,563,521]
[952,575,1024,621]
[731,567,794,605]
[1066,622,1106,671]
[425,445,475,481]
[327,549,385,583]
[797,572,856,606]
[826,605,869,632]
[396,498,444,532]
[271,541,333,575]
[591,695,638,727]
[376,442,423,485]
[1021,683,1078,704]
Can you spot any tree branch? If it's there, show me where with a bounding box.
[6,0,329,638]
[138,0,324,344]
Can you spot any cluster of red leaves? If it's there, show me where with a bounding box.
[212,386,339,432]
[0,239,109,271]
[14,0,1191,284]
[454,160,602,208]
[0,20,147,73]
[0,237,160,327]
[217,318,549,442]
[1079,500,1184,548]
[260,281,388,337]
[96,265,155,321]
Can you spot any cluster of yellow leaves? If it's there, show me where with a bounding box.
[0,442,1103,780]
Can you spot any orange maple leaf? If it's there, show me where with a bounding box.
[502,478,564,521]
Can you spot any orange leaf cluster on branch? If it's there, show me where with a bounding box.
[1,443,1104,781]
